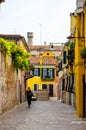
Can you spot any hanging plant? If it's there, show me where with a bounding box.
[80,47,86,59]
[65,42,75,49]
[65,42,70,46]
[0,38,30,70]
[11,45,30,70]
[70,42,75,50]
[0,38,15,55]
[67,42,75,65]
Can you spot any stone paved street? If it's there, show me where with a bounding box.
[0,100,86,130]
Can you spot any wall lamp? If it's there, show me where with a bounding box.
[67,36,85,39]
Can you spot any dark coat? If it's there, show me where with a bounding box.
[26,90,33,106]
[27,90,33,98]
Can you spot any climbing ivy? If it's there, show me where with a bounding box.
[80,47,86,59]
[0,38,30,70]
[0,38,15,55]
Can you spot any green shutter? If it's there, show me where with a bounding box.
[63,51,66,64]
[38,68,40,76]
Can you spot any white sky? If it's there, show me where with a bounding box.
[0,0,76,45]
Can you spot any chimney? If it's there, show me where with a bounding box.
[27,32,33,45]
[50,43,54,50]
[76,0,85,8]
[44,41,46,46]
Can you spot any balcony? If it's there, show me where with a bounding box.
[41,76,55,81]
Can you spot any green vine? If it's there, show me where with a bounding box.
[0,38,15,55]
[80,47,86,59]
[0,38,30,70]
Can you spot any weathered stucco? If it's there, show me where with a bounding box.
[0,52,19,114]
[0,36,28,114]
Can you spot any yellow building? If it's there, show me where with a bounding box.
[67,0,86,117]
[58,0,86,118]
[26,51,59,98]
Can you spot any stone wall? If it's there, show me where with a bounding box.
[0,52,18,114]
[21,71,26,102]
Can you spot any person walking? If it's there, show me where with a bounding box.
[26,87,33,108]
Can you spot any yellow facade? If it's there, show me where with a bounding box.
[75,13,85,117]
[27,76,55,91]
[26,51,57,97]
[69,3,86,117]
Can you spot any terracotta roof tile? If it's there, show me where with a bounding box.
[30,55,58,66]
[29,45,63,51]
[42,57,57,65]
[30,56,40,64]
[0,34,23,41]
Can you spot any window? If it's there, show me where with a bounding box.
[42,68,54,79]
[33,68,40,76]
[56,70,58,76]
[62,79,65,91]
[34,84,38,91]
[58,61,62,71]
[42,84,47,90]
[48,69,53,78]
[42,68,47,78]
[63,51,66,64]
[47,53,49,55]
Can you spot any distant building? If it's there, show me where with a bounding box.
[26,51,58,99]
[26,44,63,100]
[29,44,63,57]
[27,32,33,46]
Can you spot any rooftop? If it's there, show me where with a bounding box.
[29,45,63,51]
[30,55,58,65]
[0,34,23,41]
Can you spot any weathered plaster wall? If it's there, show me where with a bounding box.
[0,52,18,114]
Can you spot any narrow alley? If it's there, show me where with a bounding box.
[0,100,86,130]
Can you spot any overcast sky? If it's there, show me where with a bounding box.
[0,0,76,45]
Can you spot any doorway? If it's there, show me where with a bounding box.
[49,84,53,97]
[42,84,47,90]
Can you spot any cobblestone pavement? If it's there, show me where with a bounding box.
[0,100,86,130]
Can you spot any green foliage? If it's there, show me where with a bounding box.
[0,38,30,70]
[70,42,75,50]
[80,47,86,59]
[11,46,30,70]
[0,38,15,55]
[65,42,75,49]
[55,56,60,60]
[65,42,70,46]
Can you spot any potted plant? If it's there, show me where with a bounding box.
[80,47,86,59]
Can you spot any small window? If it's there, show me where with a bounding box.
[47,53,49,55]
[33,68,40,76]
[56,70,58,76]
[42,84,47,90]
[34,84,38,91]
[63,51,66,64]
